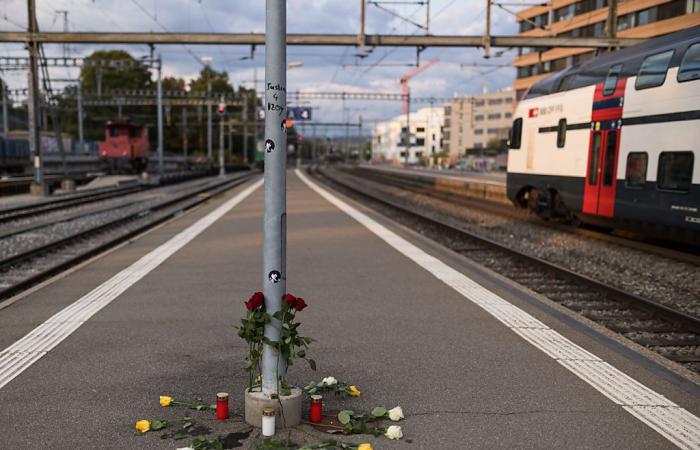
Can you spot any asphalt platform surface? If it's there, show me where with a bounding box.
[0,171,698,449]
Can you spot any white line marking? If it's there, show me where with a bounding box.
[0,178,263,390]
[296,169,700,450]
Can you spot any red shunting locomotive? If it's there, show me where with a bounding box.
[98,121,150,172]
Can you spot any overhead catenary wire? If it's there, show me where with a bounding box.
[129,0,207,67]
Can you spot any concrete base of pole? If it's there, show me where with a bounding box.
[29,182,48,196]
[244,388,302,429]
[60,179,76,192]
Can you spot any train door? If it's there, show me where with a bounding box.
[583,127,619,216]
[582,74,625,217]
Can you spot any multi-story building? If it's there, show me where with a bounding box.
[513,0,700,99]
[371,107,443,164]
[442,89,516,162]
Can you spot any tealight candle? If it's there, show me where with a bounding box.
[309,395,323,423]
[262,407,276,436]
[216,392,229,420]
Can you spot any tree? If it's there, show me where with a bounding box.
[189,66,234,94]
[80,50,152,91]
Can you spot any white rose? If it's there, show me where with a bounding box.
[321,376,337,386]
[388,406,404,421]
[385,425,403,440]
[176,447,194,450]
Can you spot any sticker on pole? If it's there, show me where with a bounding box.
[268,270,281,283]
[265,139,275,153]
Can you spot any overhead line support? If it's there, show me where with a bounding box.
[0,32,644,48]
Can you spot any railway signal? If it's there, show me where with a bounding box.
[217,102,226,116]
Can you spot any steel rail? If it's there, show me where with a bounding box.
[0,184,144,224]
[0,173,255,302]
[312,167,700,337]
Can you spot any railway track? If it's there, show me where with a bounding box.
[342,165,700,266]
[0,173,255,303]
[312,166,700,374]
[0,184,145,225]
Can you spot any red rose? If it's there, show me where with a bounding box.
[245,291,264,311]
[294,297,307,311]
[282,293,297,305]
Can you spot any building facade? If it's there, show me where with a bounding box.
[371,107,443,164]
[442,89,516,162]
[513,0,700,99]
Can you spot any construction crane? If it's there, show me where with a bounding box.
[399,57,438,165]
[400,57,439,114]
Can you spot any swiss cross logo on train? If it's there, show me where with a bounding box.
[528,108,538,118]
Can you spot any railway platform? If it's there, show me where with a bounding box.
[0,170,698,449]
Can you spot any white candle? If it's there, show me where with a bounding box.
[262,408,276,436]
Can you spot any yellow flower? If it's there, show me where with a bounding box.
[357,444,373,450]
[159,396,173,407]
[347,385,361,397]
[135,420,151,433]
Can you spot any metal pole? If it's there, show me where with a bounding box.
[311,125,316,163]
[182,107,188,168]
[1,80,8,136]
[27,0,43,191]
[77,80,84,153]
[606,0,618,39]
[426,0,430,35]
[404,94,411,165]
[261,0,287,396]
[359,0,366,57]
[243,96,249,163]
[207,73,212,162]
[219,113,225,176]
[156,56,164,177]
[483,0,491,59]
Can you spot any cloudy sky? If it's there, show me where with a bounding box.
[1,0,525,128]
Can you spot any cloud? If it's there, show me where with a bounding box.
[0,0,522,123]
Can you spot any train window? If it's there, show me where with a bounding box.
[678,42,700,82]
[635,50,674,90]
[657,152,694,192]
[556,119,567,148]
[603,64,622,96]
[603,130,617,186]
[625,152,648,188]
[588,133,601,185]
[509,118,522,149]
[109,127,121,137]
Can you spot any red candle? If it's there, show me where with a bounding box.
[309,395,323,423]
[216,392,229,420]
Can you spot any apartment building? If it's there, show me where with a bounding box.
[513,0,700,98]
[371,107,444,164]
[442,89,516,162]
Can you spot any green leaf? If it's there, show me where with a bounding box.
[296,350,306,358]
[308,359,316,371]
[337,410,352,425]
[371,406,387,418]
[150,420,169,430]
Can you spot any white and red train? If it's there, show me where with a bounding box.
[507,26,700,244]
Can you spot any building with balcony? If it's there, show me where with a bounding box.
[371,107,443,164]
[442,88,516,162]
[513,0,700,99]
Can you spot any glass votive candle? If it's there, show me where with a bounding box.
[216,392,229,420]
[309,395,323,423]
[262,407,276,436]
